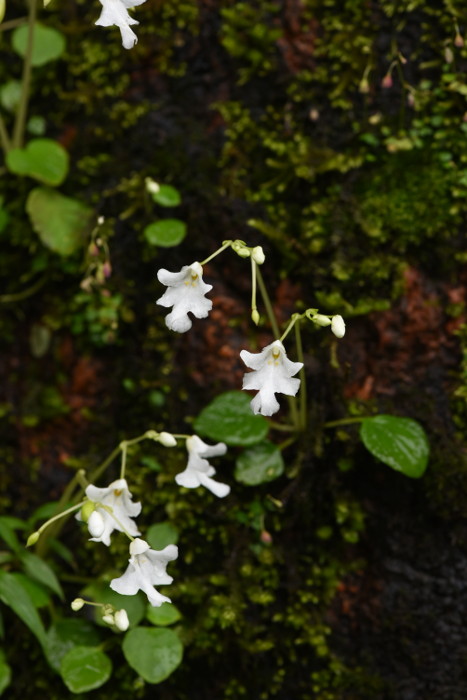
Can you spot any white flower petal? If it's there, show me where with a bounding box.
[156,263,213,333]
[174,435,230,497]
[331,315,346,338]
[95,0,144,49]
[198,473,231,498]
[87,510,105,538]
[111,542,178,607]
[78,478,141,546]
[240,340,303,417]
[110,564,140,596]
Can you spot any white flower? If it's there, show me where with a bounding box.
[175,435,230,498]
[76,478,141,546]
[110,538,178,607]
[331,315,346,338]
[95,0,147,50]
[240,339,303,416]
[156,262,213,333]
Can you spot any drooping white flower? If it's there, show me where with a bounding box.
[95,0,147,50]
[110,538,178,607]
[240,339,303,416]
[175,435,230,498]
[76,478,141,546]
[331,315,346,338]
[156,262,213,333]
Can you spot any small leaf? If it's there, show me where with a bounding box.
[146,602,181,627]
[0,570,46,646]
[45,618,101,673]
[6,139,69,186]
[151,185,181,207]
[0,650,11,695]
[60,646,111,693]
[0,80,21,112]
[146,522,179,550]
[235,440,284,485]
[0,518,21,552]
[144,219,186,247]
[20,551,63,598]
[12,23,65,67]
[360,414,429,478]
[122,627,183,683]
[26,187,92,256]
[194,391,269,446]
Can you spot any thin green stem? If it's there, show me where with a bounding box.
[279,313,303,343]
[0,113,10,153]
[13,0,38,148]
[0,275,46,303]
[324,416,366,428]
[120,444,127,479]
[37,502,86,537]
[0,17,28,32]
[294,321,307,430]
[256,266,280,339]
[268,421,296,432]
[250,258,258,321]
[199,240,232,266]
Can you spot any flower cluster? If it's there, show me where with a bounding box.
[156,246,346,417]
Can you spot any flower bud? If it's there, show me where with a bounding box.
[26,531,40,547]
[97,215,105,225]
[80,500,96,523]
[71,598,85,611]
[251,309,260,325]
[158,431,177,447]
[455,33,464,48]
[251,246,265,265]
[114,609,130,632]
[312,314,331,327]
[102,614,115,626]
[145,177,160,194]
[235,246,250,258]
[331,315,346,338]
[381,74,393,89]
[88,510,105,538]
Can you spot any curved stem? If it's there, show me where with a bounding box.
[0,275,47,303]
[256,266,280,339]
[324,416,366,428]
[294,321,307,430]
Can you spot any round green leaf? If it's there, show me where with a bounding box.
[45,618,101,673]
[60,646,111,693]
[235,440,284,485]
[151,184,181,207]
[26,187,92,256]
[194,391,269,446]
[144,219,186,247]
[12,23,65,67]
[146,602,181,627]
[360,414,429,478]
[123,627,183,683]
[146,522,179,551]
[6,139,69,186]
[0,80,21,112]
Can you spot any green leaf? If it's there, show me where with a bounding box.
[10,573,50,609]
[0,570,46,646]
[360,414,429,478]
[235,440,284,485]
[123,627,183,683]
[60,646,111,693]
[0,650,11,695]
[81,584,146,628]
[45,618,101,673]
[0,518,21,552]
[151,184,182,207]
[12,23,65,67]
[146,522,179,550]
[6,139,69,186]
[146,602,181,627]
[26,187,92,256]
[144,219,187,247]
[194,391,269,446]
[20,551,63,599]
[0,80,21,112]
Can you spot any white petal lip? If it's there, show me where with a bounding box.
[156,263,213,333]
[240,340,303,416]
[95,0,146,49]
[88,511,105,538]
[110,543,178,607]
[174,435,230,497]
